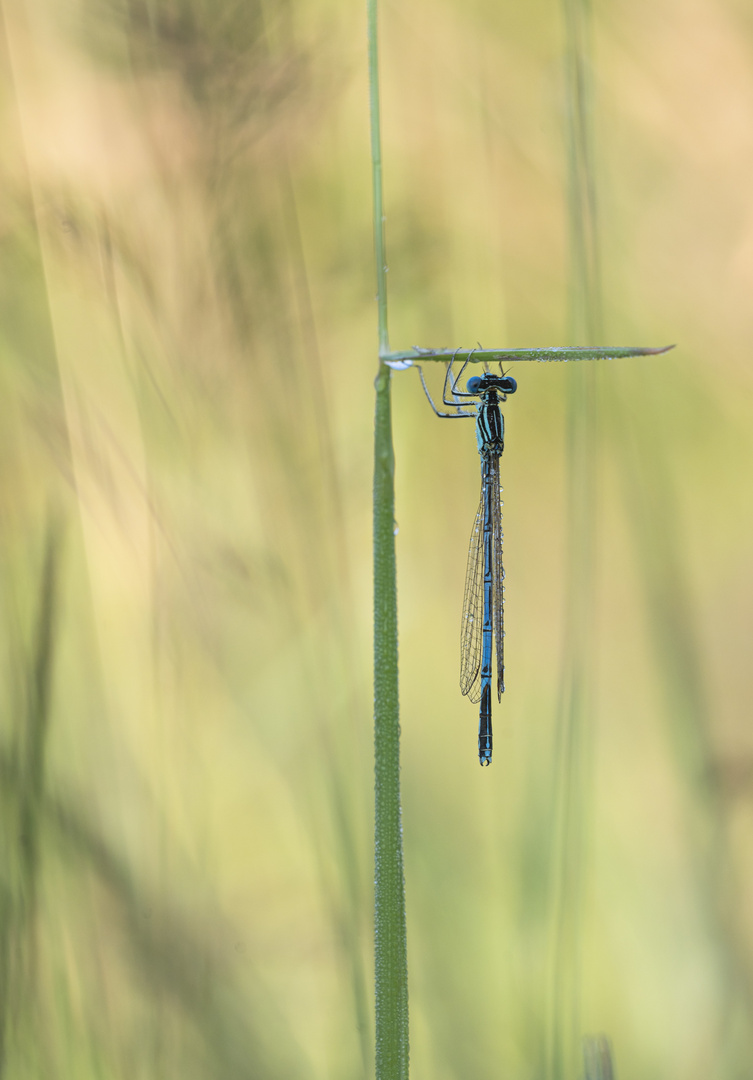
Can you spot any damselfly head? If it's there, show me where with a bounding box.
[466,373,517,398]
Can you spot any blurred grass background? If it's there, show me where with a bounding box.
[0,0,753,1076]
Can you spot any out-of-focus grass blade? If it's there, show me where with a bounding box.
[0,745,315,1080]
[0,512,62,1077]
[610,392,753,1040]
[18,515,63,908]
[582,1035,614,1080]
[549,0,604,1077]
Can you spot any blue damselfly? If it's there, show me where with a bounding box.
[418,353,516,766]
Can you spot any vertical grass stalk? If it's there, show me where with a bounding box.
[373,370,408,1080]
[368,0,409,1075]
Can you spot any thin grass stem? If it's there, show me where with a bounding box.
[367,0,388,355]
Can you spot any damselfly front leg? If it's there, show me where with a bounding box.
[415,361,475,418]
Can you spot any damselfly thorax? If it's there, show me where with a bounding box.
[471,381,506,458]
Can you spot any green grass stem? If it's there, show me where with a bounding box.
[373,366,408,1080]
[368,0,409,1075]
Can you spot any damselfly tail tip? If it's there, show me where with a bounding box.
[479,738,492,766]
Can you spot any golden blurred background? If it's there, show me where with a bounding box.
[1,0,752,1076]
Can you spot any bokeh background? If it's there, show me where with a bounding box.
[1,0,752,1076]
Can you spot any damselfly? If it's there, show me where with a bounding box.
[417,353,517,766]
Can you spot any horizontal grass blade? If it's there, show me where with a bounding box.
[382,345,674,366]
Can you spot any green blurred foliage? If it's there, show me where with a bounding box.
[0,0,752,1077]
